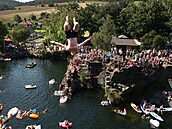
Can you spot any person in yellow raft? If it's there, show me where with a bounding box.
[50,16,93,56]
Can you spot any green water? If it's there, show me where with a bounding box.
[0,59,171,129]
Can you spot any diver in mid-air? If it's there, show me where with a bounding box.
[51,16,92,55]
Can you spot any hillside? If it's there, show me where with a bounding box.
[27,0,75,5]
[0,0,22,5]
[25,0,116,5]
[0,0,23,11]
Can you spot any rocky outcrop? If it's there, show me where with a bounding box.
[96,64,172,102]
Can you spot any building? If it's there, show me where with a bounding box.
[19,21,33,27]
[19,21,36,38]
[111,37,141,51]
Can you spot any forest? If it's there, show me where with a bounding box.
[0,0,172,51]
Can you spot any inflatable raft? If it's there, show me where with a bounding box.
[29,113,39,119]
[59,120,72,128]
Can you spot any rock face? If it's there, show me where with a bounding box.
[96,64,172,102]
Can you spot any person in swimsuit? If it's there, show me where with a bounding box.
[51,16,93,56]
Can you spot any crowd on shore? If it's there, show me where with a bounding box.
[71,46,172,71]
[58,46,172,97]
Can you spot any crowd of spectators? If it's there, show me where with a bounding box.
[77,47,172,70]
[58,46,172,96]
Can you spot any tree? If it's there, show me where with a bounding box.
[153,35,167,50]
[66,2,79,11]
[140,30,168,50]
[140,30,157,50]
[92,15,115,50]
[0,21,8,52]
[48,3,54,7]
[13,14,22,23]
[78,3,100,36]
[40,12,50,19]
[105,88,123,104]
[46,13,66,44]
[30,13,37,21]
[10,26,29,43]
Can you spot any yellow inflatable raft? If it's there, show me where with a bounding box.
[29,113,39,119]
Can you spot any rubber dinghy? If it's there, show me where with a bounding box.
[25,84,36,89]
[150,119,160,128]
[49,79,55,85]
[7,107,19,117]
[59,120,72,129]
[59,96,68,104]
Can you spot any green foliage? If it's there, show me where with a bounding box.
[78,68,90,84]
[10,25,29,43]
[152,35,167,50]
[48,3,54,7]
[30,13,37,21]
[0,21,8,52]
[78,3,100,36]
[92,15,115,50]
[66,2,79,11]
[140,30,167,50]
[46,13,66,43]
[0,0,21,11]
[140,30,157,50]
[40,12,50,19]
[13,14,22,23]
[105,88,123,104]
[0,21,8,39]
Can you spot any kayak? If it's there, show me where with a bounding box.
[130,102,142,113]
[162,107,172,112]
[7,107,18,117]
[149,119,160,128]
[59,96,68,104]
[140,103,150,115]
[59,120,72,128]
[149,112,164,122]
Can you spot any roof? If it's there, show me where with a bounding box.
[118,34,128,39]
[19,21,33,26]
[4,38,12,42]
[111,38,141,46]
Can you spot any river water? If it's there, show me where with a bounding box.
[0,59,171,129]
